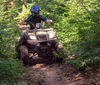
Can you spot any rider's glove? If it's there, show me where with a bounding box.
[46,19,53,23]
[24,22,28,25]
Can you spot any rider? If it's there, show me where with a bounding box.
[25,5,52,29]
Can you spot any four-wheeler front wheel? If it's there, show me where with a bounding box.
[19,45,29,64]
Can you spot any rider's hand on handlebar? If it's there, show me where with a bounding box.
[49,20,53,23]
[46,19,53,23]
[24,22,28,25]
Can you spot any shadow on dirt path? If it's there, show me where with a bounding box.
[23,63,100,85]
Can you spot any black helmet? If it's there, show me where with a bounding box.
[30,5,40,16]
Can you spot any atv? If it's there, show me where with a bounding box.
[16,22,63,64]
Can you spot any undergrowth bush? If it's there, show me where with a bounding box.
[0,58,24,83]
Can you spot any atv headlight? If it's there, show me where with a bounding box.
[29,35,36,40]
[48,31,56,38]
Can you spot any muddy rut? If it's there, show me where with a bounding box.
[23,63,100,85]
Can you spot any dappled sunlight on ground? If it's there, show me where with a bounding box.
[32,64,45,69]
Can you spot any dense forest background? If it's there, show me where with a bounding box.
[0,0,100,84]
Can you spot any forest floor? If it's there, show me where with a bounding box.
[23,63,100,85]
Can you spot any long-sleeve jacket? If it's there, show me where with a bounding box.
[25,15,47,29]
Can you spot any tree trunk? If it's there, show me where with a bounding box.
[22,0,27,13]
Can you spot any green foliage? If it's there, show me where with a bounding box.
[0,4,19,57]
[0,1,24,84]
[0,81,27,85]
[61,0,100,68]
[0,58,23,81]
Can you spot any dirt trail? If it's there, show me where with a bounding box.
[23,63,100,85]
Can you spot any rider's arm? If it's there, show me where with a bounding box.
[25,15,33,24]
[40,15,52,23]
